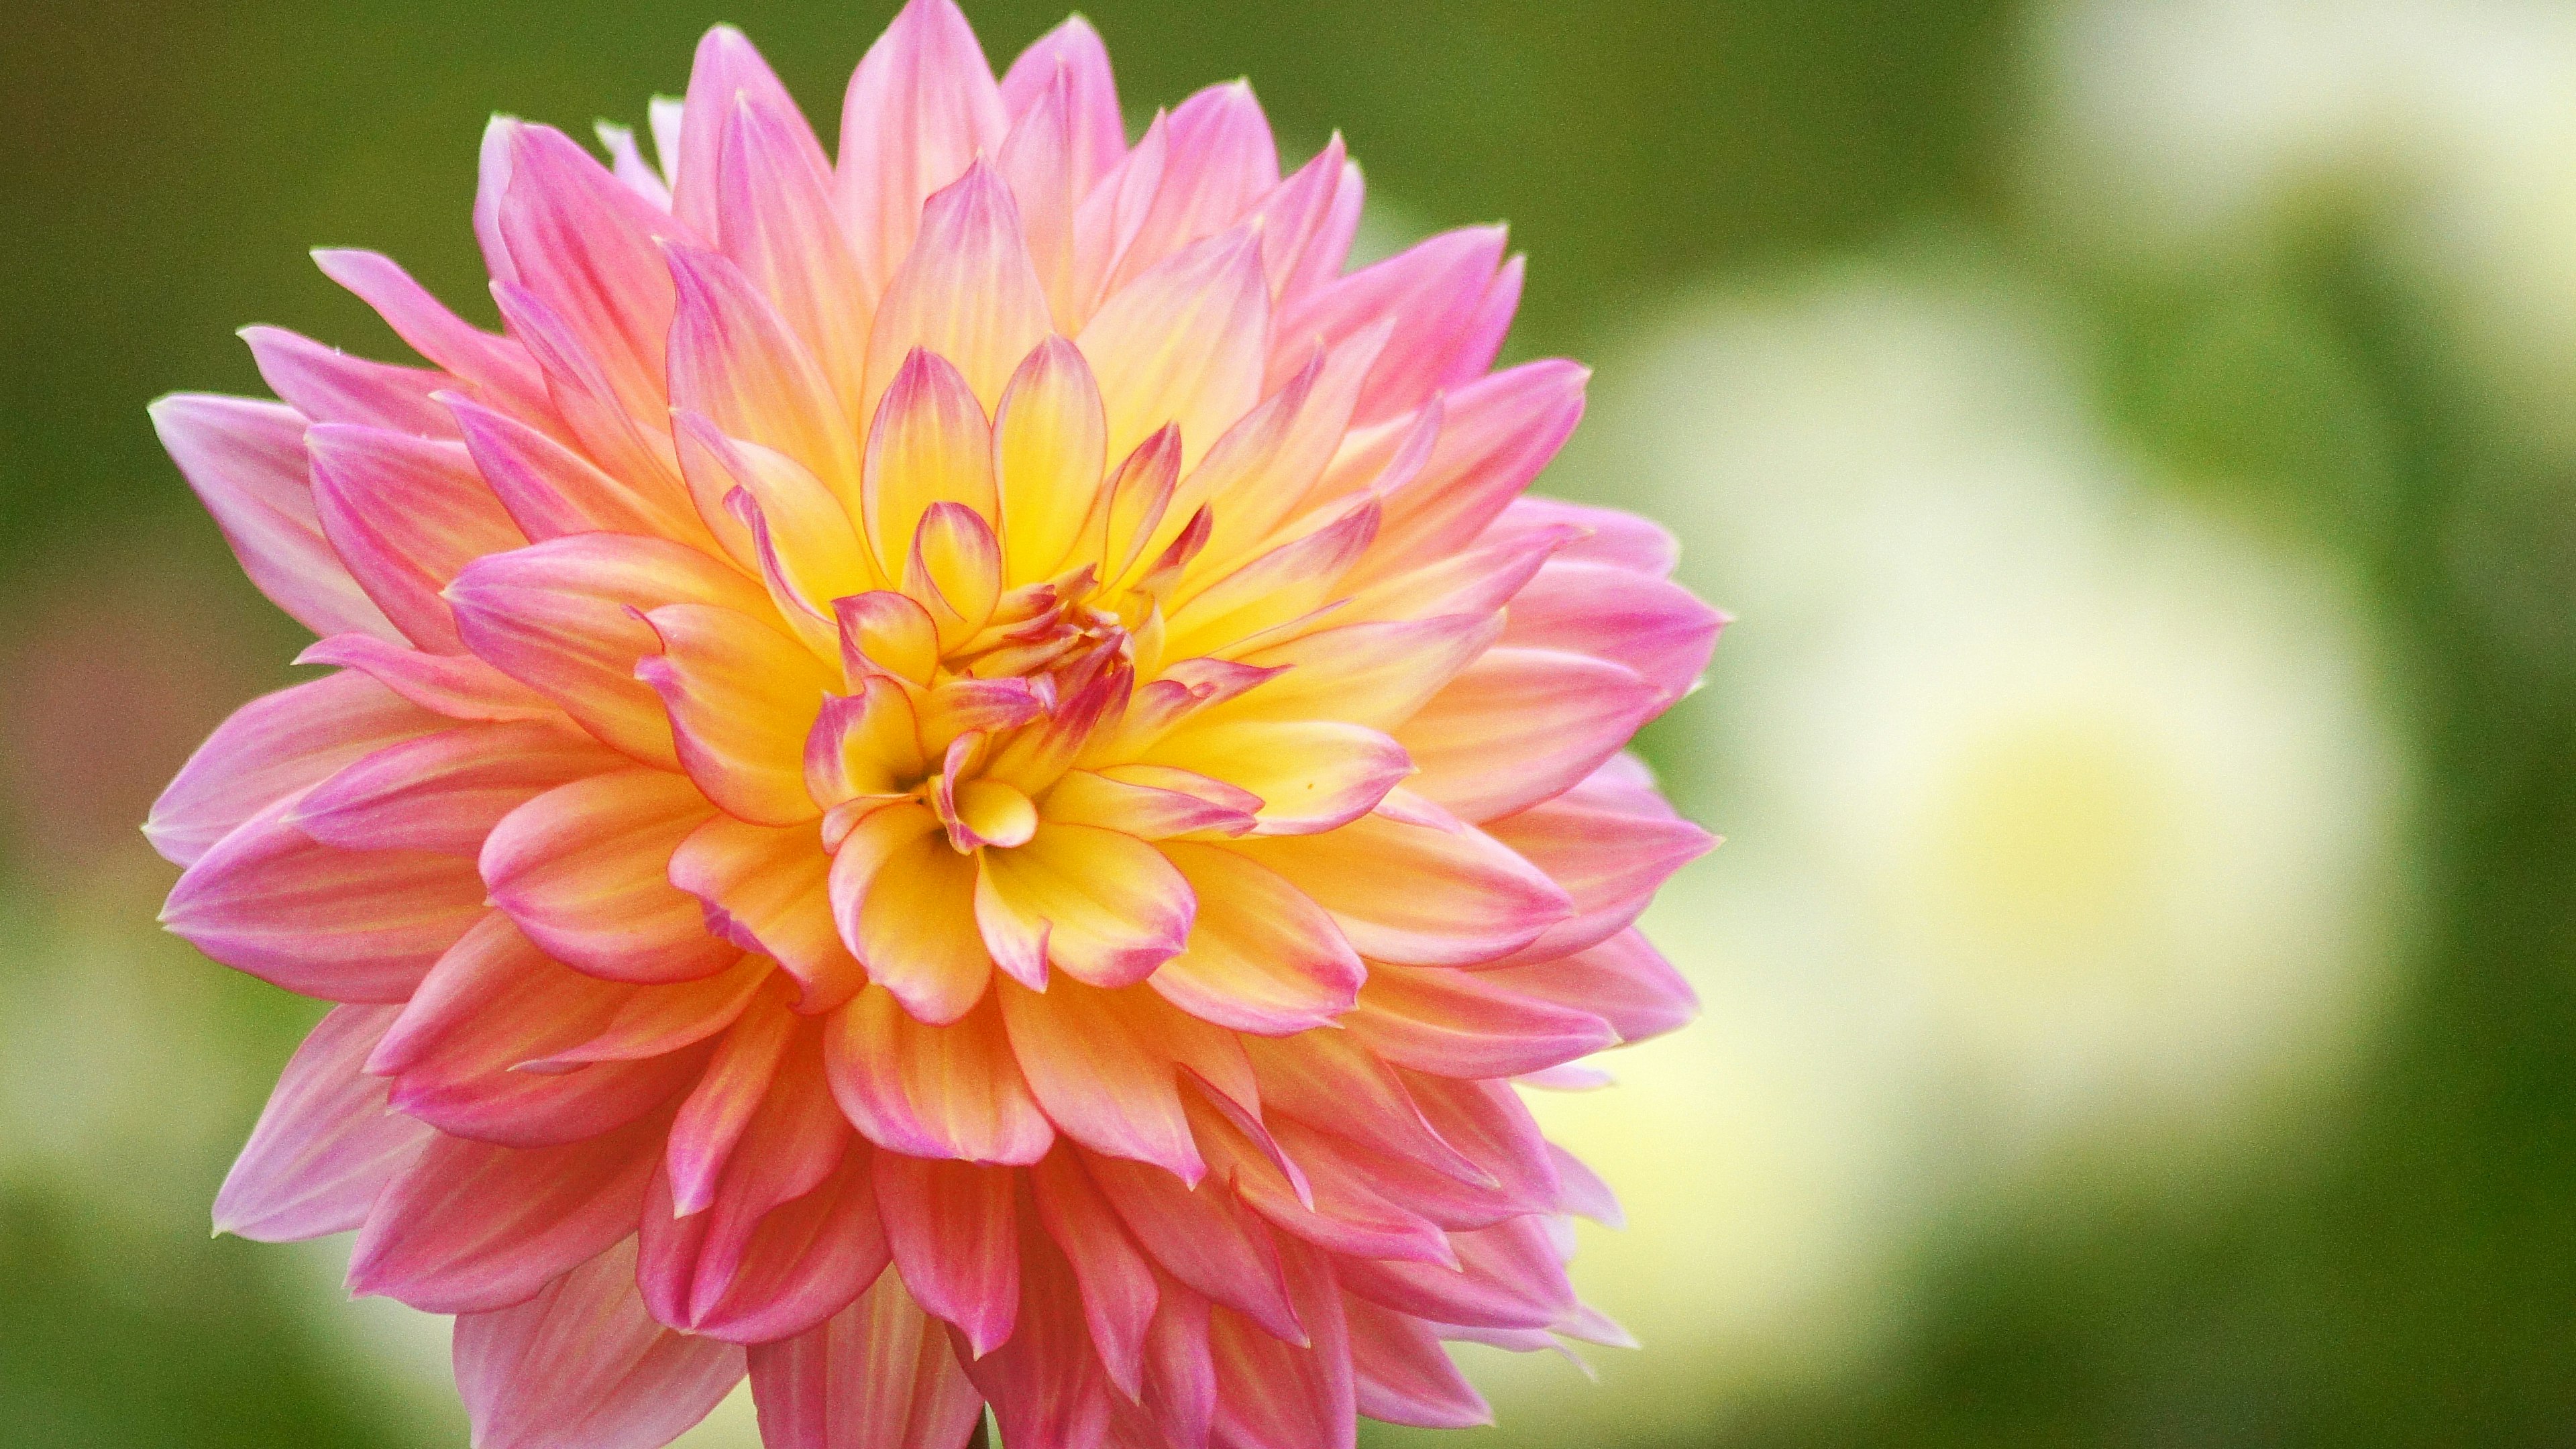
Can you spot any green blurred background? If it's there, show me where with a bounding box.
[2,1,2571,1444]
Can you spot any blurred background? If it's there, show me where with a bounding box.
[0,0,2567,1444]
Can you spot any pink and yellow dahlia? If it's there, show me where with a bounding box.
[145,4,1721,1446]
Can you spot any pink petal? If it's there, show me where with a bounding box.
[348,1108,666,1314]
[1205,1236,1353,1449]
[671,815,865,1012]
[825,987,1055,1165]
[670,25,802,240]
[1077,225,1270,472]
[998,16,1122,175]
[492,121,687,429]
[1028,1148,1159,1396]
[523,953,776,1071]
[1083,1150,1304,1346]
[997,979,1202,1183]
[1479,763,1715,966]
[1488,494,1680,578]
[641,1133,889,1345]
[311,248,555,422]
[292,718,619,856]
[1477,928,1699,1046]
[1104,81,1279,297]
[1145,845,1362,1035]
[1220,612,1502,736]
[996,19,1125,328]
[241,325,461,438]
[1335,1214,1573,1333]
[162,796,486,1002]
[1342,962,1617,1080]
[747,1269,985,1449]
[1362,360,1590,576]
[834,0,1009,301]
[447,533,771,768]
[1224,812,1569,969]
[955,1221,1114,1449]
[865,160,1055,416]
[445,388,710,548]
[1547,1142,1623,1228]
[874,1152,1020,1357]
[1342,1295,1490,1430]
[1239,1030,1491,1190]
[213,1004,429,1242]
[717,80,874,426]
[1499,558,1725,703]
[481,767,740,983]
[294,634,562,724]
[1395,647,1663,823]
[305,423,524,653]
[147,394,398,643]
[146,669,445,867]
[1139,719,1408,838]
[371,912,707,1148]
[664,986,799,1216]
[453,1238,745,1449]
[1272,225,1507,425]
[665,240,864,494]
[488,278,688,506]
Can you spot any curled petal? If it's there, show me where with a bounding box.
[638,602,835,826]
[672,816,865,1011]
[828,802,995,1024]
[973,823,1193,989]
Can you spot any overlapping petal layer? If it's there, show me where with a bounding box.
[151,4,1721,1446]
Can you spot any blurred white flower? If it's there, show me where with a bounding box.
[1477,268,2412,1441]
[2033,0,2576,451]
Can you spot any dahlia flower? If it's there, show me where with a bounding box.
[145,3,1721,1445]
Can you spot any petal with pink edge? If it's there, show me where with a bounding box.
[292,718,620,856]
[672,815,865,1011]
[1395,647,1663,823]
[146,669,447,867]
[482,767,739,983]
[875,1152,1020,1357]
[1146,844,1362,1035]
[148,394,398,643]
[453,1238,744,1449]
[213,1004,429,1242]
[1224,811,1568,969]
[825,987,1055,1165]
[834,0,1008,299]
[748,1267,985,1449]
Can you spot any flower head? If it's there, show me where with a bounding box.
[147,3,1721,1445]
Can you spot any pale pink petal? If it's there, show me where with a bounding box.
[1488,494,1680,578]
[347,1109,666,1314]
[748,1268,986,1449]
[997,19,1125,329]
[1224,812,1569,969]
[213,1004,429,1242]
[1240,1031,1491,1191]
[599,119,674,208]
[861,348,1000,580]
[997,978,1202,1183]
[1396,648,1662,823]
[453,1238,745,1449]
[1219,612,1502,736]
[445,388,710,548]
[825,987,1055,1165]
[1499,558,1725,703]
[447,533,769,768]
[1146,845,1362,1035]
[1272,225,1507,425]
[1341,1295,1490,1430]
[488,278,690,506]
[241,325,461,437]
[1546,1142,1623,1228]
[525,954,776,1071]
[146,669,445,867]
[835,0,1009,300]
[311,248,555,421]
[294,634,562,723]
[1106,81,1279,296]
[1362,360,1589,575]
[1479,764,1715,965]
[292,718,619,855]
[481,767,740,983]
[1335,1214,1573,1333]
[718,85,874,425]
[666,240,864,494]
[865,161,1055,416]
[162,796,487,1002]
[670,25,802,239]
[1342,962,1616,1080]
[305,423,524,653]
[664,986,798,1216]
[376,913,708,1148]
[491,120,687,428]
[1477,928,1699,1046]
[874,1151,1020,1356]
[1077,225,1271,472]
[148,394,399,643]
